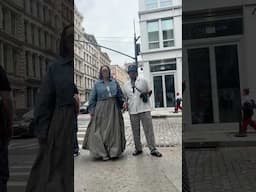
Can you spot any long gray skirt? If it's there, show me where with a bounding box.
[82,98,126,159]
[25,106,74,192]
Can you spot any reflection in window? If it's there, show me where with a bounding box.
[146,0,158,9]
[147,21,159,49]
[150,59,176,72]
[188,48,213,124]
[162,19,174,47]
[160,0,172,7]
[154,76,164,108]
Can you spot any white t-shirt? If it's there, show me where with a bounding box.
[123,77,152,115]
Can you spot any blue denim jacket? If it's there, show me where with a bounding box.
[88,79,124,113]
[33,57,75,138]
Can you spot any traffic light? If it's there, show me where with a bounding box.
[135,43,140,56]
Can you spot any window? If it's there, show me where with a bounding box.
[24,21,28,42]
[146,0,157,9]
[162,18,174,47]
[38,28,41,47]
[13,49,18,75]
[32,54,36,77]
[2,9,6,31]
[44,31,47,49]
[31,24,34,45]
[25,51,29,76]
[160,0,172,7]
[43,7,47,22]
[3,45,8,70]
[30,0,33,15]
[147,21,159,49]
[39,56,43,79]
[150,59,176,72]
[11,12,16,35]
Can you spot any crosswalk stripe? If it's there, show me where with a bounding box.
[10,172,30,176]
[8,181,27,186]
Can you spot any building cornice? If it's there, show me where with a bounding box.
[141,47,181,55]
[139,5,182,15]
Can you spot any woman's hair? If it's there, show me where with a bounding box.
[99,65,111,80]
[59,24,74,57]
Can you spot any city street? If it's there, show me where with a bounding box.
[8,138,38,192]
[75,112,182,192]
[7,112,182,192]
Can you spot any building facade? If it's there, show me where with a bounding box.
[0,0,74,115]
[183,0,256,130]
[74,6,86,101]
[110,65,129,87]
[74,7,111,102]
[138,0,182,109]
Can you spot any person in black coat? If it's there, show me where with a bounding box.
[0,66,13,192]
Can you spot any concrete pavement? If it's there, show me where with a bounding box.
[75,113,182,192]
[75,147,181,192]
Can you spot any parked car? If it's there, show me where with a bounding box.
[12,110,35,138]
[80,101,89,114]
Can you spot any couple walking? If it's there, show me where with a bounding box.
[82,64,162,160]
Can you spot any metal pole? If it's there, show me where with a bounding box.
[74,39,135,60]
[134,20,138,67]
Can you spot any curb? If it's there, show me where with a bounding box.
[151,114,182,118]
[184,140,256,148]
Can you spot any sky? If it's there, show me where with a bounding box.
[74,0,140,66]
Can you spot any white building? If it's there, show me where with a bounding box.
[183,0,256,130]
[138,0,182,109]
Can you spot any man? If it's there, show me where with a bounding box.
[123,65,162,157]
[240,88,256,136]
[174,92,182,113]
[0,65,13,192]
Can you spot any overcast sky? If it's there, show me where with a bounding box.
[74,0,140,66]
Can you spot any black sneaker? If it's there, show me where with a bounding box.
[150,149,162,157]
[132,150,143,156]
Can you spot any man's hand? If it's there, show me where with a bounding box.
[123,102,128,111]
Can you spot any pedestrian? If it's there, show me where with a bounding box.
[174,92,182,113]
[0,65,13,192]
[82,65,126,161]
[123,64,162,157]
[25,24,76,192]
[73,84,80,157]
[239,88,256,136]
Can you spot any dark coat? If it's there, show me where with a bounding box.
[33,57,75,139]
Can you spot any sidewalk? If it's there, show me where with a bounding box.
[75,147,181,192]
[151,109,182,118]
[183,127,256,148]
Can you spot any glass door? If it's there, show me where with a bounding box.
[187,48,214,124]
[165,75,175,107]
[153,74,176,108]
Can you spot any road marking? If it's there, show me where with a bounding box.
[8,181,27,187]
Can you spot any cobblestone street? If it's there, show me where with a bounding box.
[77,112,182,148]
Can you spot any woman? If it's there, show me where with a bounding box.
[25,25,76,192]
[82,65,126,161]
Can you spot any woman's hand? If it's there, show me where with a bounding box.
[123,102,128,111]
